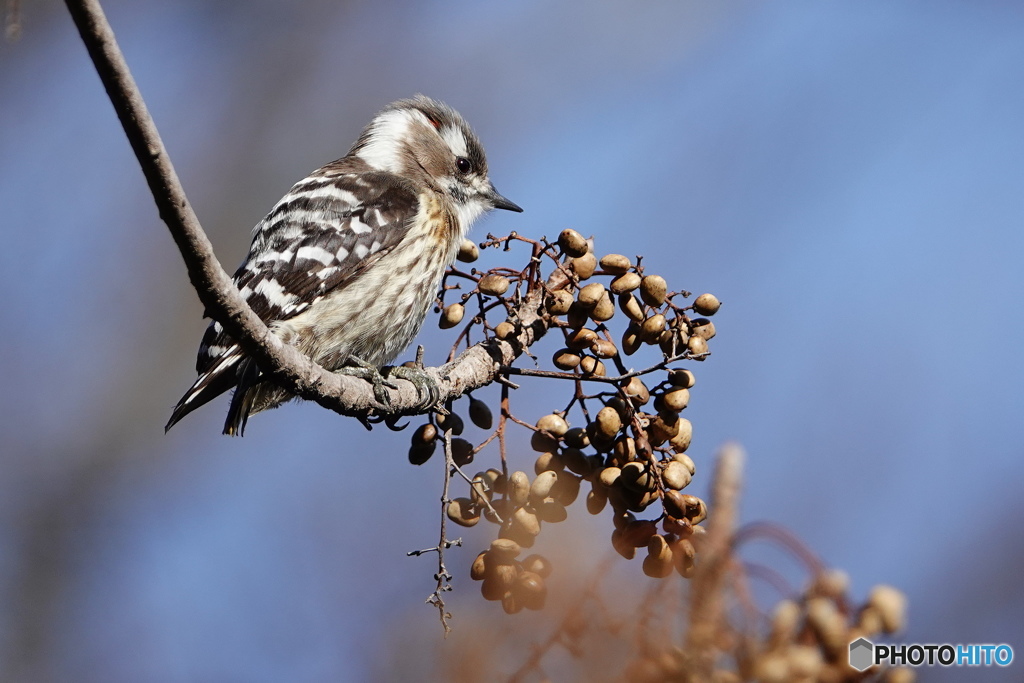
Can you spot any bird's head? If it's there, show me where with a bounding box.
[351,95,522,230]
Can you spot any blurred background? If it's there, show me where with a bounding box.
[2,0,1022,680]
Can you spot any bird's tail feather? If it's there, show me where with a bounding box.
[165,347,244,432]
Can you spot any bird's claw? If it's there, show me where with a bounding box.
[338,357,398,408]
[387,364,442,411]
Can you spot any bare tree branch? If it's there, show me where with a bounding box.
[64,0,551,422]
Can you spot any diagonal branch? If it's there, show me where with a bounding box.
[64,0,552,421]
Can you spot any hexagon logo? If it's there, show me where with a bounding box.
[849,637,875,672]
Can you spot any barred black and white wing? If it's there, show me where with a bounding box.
[165,168,421,432]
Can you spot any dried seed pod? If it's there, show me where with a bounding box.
[456,238,479,263]
[669,418,693,452]
[681,494,707,524]
[671,537,697,578]
[552,348,582,370]
[545,289,574,315]
[643,534,674,578]
[563,427,590,449]
[599,466,622,488]
[565,301,590,329]
[551,471,581,505]
[501,590,525,614]
[435,412,464,436]
[611,528,637,560]
[515,570,548,611]
[570,252,597,280]
[599,253,632,275]
[577,282,605,308]
[447,497,480,527]
[565,327,598,351]
[672,452,696,476]
[558,228,589,257]
[662,490,689,519]
[468,397,493,430]
[521,554,553,578]
[439,302,465,329]
[590,291,616,322]
[561,448,591,476]
[579,356,606,376]
[508,471,530,507]
[534,450,565,474]
[617,294,645,325]
[482,468,507,495]
[511,506,542,537]
[621,461,656,492]
[621,519,659,547]
[662,461,692,490]
[668,368,696,388]
[769,599,801,647]
[408,442,435,465]
[691,318,716,340]
[687,335,709,356]
[536,413,569,436]
[812,569,850,600]
[451,438,474,467]
[612,436,637,466]
[530,470,559,501]
[412,422,437,444]
[478,274,510,296]
[586,487,608,514]
[693,293,721,316]
[648,412,680,445]
[481,573,506,601]
[656,387,690,413]
[641,313,666,343]
[483,498,513,524]
[807,597,848,656]
[621,376,650,406]
[470,551,488,580]
[590,338,617,358]
[869,585,907,633]
[489,537,522,561]
[535,499,568,523]
[663,515,692,537]
[640,274,668,306]
[609,272,642,295]
[595,406,623,440]
[530,429,560,452]
[494,321,516,339]
[621,324,642,356]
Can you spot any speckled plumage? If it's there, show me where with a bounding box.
[166,96,521,435]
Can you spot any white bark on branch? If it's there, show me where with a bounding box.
[65,0,551,420]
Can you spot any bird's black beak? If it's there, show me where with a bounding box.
[489,186,523,213]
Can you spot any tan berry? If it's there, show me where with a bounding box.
[494,321,516,339]
[622,376,650,406]
[640,274,668,306]
[621,324,642,356]
[536,413,569,436]
[570,252,597,280]
[590,338,617,358]
[446,498,480,527]
[693,293,721,316]
[577,282,605,308]
[662,461,692,490]
[580,356,606,376]
[590,291,616,322]
[478,273,510,296]
[439,302,465,329]
[609,272,641,295]
[595,406,623,440]
[553,348,582,370]
[586,487,608,514]
[545,289,574,315]
[687,335,709,356]
[558,228,589,257]
[435,412,464,436]
[565,327,598,350]
[508,471,530,507]
[691,318,716,340]
[641,313,666,343]
[599,253,632,275]
[668,368,696,388]
[456,238,479,263]
[468,397,493,430]
[563,427,590,449]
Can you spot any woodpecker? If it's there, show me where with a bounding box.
[166,96,522,436]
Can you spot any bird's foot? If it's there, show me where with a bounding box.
[386,363,442,411]
[337,357,398,408]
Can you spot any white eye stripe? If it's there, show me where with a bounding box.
[440,125,469,159]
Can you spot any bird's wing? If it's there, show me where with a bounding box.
[165,170,421,431]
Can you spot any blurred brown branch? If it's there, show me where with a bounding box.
[63,0,554,422]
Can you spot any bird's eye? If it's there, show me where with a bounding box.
[456,157,472,174]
